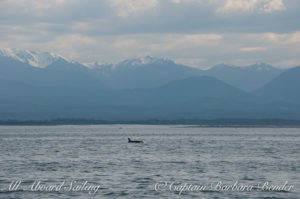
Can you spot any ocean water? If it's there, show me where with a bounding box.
[0,125,299,199]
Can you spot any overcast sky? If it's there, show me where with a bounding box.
[0,0,299,68]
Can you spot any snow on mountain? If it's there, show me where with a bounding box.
[115,56,170,68]
[82,61,107,69]
[210,63,277,71]
[0,48,69,68]
[249,63,275,71]
[88,56,172,73]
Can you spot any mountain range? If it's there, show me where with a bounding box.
[88,57,283,91]
[0,48,299,120]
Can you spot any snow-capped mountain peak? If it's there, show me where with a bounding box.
[0,48,69,68]
[116,56,170,68]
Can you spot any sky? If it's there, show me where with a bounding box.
[0,0,299,69]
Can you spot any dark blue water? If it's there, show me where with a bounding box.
[0,125,299,198]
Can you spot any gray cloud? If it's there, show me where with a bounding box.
[0,0,299,68]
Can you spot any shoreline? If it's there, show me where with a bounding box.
[1,119,300,127]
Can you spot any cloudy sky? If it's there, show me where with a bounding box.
[0,0,299,68]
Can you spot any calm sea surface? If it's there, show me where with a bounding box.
[0,125,299,198]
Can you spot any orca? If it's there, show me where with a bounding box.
[128,138,144,143]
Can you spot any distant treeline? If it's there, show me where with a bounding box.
[1,118,300,126]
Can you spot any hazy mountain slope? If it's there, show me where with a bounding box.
[203,63,284,92]
[0,76,249,120]
[37,59,107,89]
[93,76,256,119]
[253,66,300,103]
[0,74,300,120]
